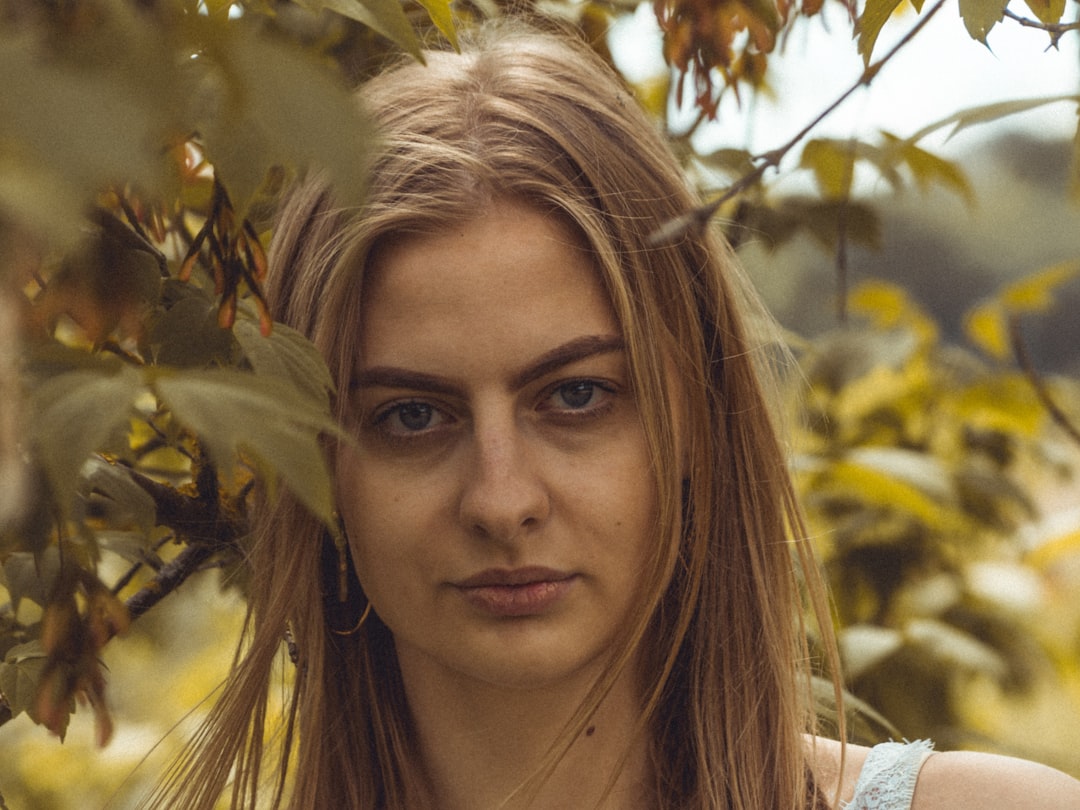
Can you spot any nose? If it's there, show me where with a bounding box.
[458,417,550,544]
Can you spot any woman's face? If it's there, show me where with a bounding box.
[336,199,658,692]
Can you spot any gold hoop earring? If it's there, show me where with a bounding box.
[322,517,371,635]
[330,600,372,636]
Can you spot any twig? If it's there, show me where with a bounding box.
[109,534,172,597]
[116,463,247,618]
[1003,9,1080,48]
[649,0,948,245]
[124,542,219,622]
[1009,313,1080,450]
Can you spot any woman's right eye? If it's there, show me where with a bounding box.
[372,401,448,437]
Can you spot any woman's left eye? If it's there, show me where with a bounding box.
[541,380,614,413]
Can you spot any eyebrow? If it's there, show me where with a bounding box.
[352,334,626,395]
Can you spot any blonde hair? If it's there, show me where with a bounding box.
[149,20,839,810]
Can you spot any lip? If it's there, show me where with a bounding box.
[454,567,577,617]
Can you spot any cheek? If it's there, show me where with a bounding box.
[334,448,442,606]
[335,449,395,587]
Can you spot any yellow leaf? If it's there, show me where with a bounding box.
[886,136,973,202]
[414,0,458,50]
[951,376,1044,436]
[632,74,672,121]
[824,459,966,532]
[1001,261,1080,313]
[1023,0,1066,25]
[848,281,910,328]
[800,139,856,199]
[857,0,905,64]
[832,364,926,435]
[964,300,1010,360]
[848,281,937,343]
[1027,527,1080,570]
[959,0,1006,43]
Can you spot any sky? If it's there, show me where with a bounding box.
[609,2,1080,164]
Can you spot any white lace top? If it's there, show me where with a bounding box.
[843,740,935,810]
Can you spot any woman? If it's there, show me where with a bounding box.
[151,20,1080,810]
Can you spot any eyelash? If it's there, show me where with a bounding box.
[369,399,450,439]
[539,379,617,418]
[367,378,618,441]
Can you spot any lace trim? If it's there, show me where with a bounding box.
[842,739,935,810]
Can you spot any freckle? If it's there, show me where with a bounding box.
[586,725,596,737]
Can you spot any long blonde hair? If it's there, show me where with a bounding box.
[149,20,839,810]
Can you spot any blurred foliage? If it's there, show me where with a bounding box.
[1,0,1080,805]
[794,279,1080,773]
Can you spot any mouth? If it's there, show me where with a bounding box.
[454,567,577,617]
[455,566,575,588]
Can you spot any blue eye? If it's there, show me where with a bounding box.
[543,380,615,415]
[376,401,445,435]
[556,381,600,409]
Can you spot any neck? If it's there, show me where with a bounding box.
[398,652,653,810]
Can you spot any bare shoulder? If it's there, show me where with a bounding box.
[912,750,1080,810]
[806,736,874,805]
[807,736,1080,810]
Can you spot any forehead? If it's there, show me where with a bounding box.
[357,201,619,372]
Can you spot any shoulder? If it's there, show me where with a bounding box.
[808,736,1080,810]
[911,750,1080,810]
[807,736,872,805]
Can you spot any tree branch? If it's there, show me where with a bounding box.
[119,464,247,620]
[649,0,948,245]
[1003,9,1080,48]
[1009,313,1080,450]
[124,541,219,622]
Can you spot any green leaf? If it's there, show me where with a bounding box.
[296,0,423,60]
[0,640,48,722]
[29,362,145,514]
[193,20,373,216]
[233,309,334,406]
[1,550,61,613]
[857,0,904,64]
[152,369,340,523]
[147,287,235,368]
[0,13,176,249]
[959,0,1006,42]
[78,457,158,537]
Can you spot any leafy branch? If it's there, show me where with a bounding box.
[649,0,948,245]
